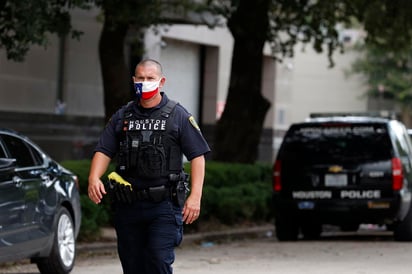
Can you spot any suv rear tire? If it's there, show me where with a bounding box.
[301,222,322,240]
[394,204,412,241]
[275,212,299,241]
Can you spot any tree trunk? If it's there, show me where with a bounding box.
[213,0,271,163]
[401,105,412,128]
[99,11,132,122]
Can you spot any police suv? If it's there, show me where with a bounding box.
[273,113,412,241]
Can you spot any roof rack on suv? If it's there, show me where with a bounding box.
[309,111,399,120]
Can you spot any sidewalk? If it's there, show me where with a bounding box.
[77,224,274,252]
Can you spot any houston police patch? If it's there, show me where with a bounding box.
[189,116,200,131]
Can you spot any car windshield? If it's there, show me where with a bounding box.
[281,123,393,164]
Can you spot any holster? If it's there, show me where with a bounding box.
[105,178,135,204]
[106,172,135,204]
[147,185,169,202]
[170,172,190,208]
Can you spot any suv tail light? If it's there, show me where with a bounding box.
[392,157,403,191]
[273,160,282,191]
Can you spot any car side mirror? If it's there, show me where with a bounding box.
[47,160,61,174]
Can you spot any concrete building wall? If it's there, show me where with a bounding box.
[0,8,104,116]
[159,38,201,119]
[63,9,104,116]
[272,45,367,160]
[0,37,59,113]
[259,56,277,162]
[290,47,367,123]
[274,44,366,129]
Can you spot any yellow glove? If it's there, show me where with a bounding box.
[108,171,133,190]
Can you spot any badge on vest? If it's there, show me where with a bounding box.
[189,116,200,131]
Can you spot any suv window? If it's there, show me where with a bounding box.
[391,122,412,167]
[280,123,393,164]
[392,122,412,156]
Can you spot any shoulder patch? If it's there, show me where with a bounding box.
[189,116,200,131]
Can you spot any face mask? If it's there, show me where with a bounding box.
[134,79,161,100]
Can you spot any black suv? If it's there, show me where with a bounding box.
[273,114,412,241]
[0,128,81,273]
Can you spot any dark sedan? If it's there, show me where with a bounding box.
[0,128,81,274]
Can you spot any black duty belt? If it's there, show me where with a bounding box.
[105,180,172,204]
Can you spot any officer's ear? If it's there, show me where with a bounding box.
[159,77,166,88]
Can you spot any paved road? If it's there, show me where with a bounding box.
[2,227,412,274]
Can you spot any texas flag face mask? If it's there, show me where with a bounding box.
[134,79,161,100]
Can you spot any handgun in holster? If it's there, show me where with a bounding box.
[106,172,135,204]
[169,172,190,208]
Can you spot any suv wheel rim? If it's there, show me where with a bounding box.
[57,213,75,267]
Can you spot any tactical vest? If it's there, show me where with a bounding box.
[117,100,182,179]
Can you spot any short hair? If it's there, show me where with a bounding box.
[136,59,163,76]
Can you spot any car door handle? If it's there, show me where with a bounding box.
[13,176,22,187]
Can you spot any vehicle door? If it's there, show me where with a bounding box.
[0,133,47,251]
[0,136,27,255]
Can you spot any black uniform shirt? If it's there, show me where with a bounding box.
[94,93,211,187]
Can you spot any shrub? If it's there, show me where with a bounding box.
[78,195,110,241]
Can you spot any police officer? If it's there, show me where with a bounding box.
[88,59,211,274]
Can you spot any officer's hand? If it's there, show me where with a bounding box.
[88,178,106,204]
[182,194,200,224]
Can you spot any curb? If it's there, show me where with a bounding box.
[77,224,274,253]
[182,224,274,245]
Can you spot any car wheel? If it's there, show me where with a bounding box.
[36,207,76,274]
[275,213,299,241]
[394,204,412,241]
